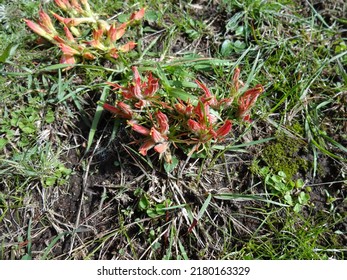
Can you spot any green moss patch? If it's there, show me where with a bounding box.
[261,133,309,179]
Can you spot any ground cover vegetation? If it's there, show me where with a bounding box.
[0,0,346,260]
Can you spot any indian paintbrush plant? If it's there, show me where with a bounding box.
[103,66,264,166]
[24,0,145,65]
[24,1,265,168]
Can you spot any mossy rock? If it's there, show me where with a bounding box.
[289,121,305,136]
[261,133,309,179]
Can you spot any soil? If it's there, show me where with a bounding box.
[22,101,345,259]
[294,0,346,23]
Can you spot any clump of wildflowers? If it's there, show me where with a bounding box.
[230,68,264,122]
[174,81,233,153]
[24,0,145,66]
[103,67,264,162]
[106,67,160,109]
[237,84,264,122]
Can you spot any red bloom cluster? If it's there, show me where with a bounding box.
[237,85,264,122]
[104,67,171,160]
[107,67,160,109]
[24,1,264,165]
[25,0,145,66]
[102,67,263,161]
[128,111,170,157]
[176,81,233,144]
[232,67,264,122]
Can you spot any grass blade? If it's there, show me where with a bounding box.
[197,193,212,220]
[21,217,32,260]
[213,193,289,207]
[178,239,189,260]
[85,74,114,153]
[41,232,70,260]
[187,193,212,234]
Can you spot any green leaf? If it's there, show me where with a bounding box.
[118,13,129,23]
[45,110,55,124]
[139,195,150,210]
[20,123,36,134]
[161,203,187,211]
[235,25,244,36]
[0,138,8,150]
[284,193,293,206]
[295,178,304,188]
[186,28,199,40]
[22,217,32,259]
[259,166,270,177]
[0,44,19,63]
[21,254,32,260]
[166,87,197,102]
[271,174,283,183]
[155,203,166,215]
[170,80,198,88]
[41,232,70,260]
[45,177,56,187]
[221,137,276,151]
[298,192,310,205]
[225,12,244,32]
[145,10,159,22]
[273,182,287,192]
[293,203,302,213]
[146,209,161,218]
[178,239,189,260]
[233,40,247,53]
[164,156,179,173]
[58,164,72,175]
[39,63,73,71]
[220,40,233,57]
[320,133,347,154]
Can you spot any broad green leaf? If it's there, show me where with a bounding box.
[298,192,310,205]
[284,193,293,206]
[146,209,161,218]
[164,156,179,173]
[45,177,56,187]
[139,195,150,210]
[233,40,247,53]
[166,87,197,102]
[295,179,305,188]
[293,203,302,213]
[145,10,159,22]
[220,40,233,57]
[0,138,8,150]
[225,12,244,32]
[0,44,18,63]
[45,110,55,123]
